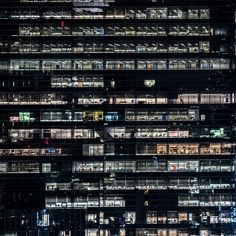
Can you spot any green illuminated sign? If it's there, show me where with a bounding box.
[19,112,35,122]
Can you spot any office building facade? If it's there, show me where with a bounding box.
[0,0,236,235]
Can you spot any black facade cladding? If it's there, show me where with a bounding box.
[0,0,236,235]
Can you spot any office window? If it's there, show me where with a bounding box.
[83,144,104,156]
[0,163,7,173]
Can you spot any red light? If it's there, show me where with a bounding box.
[44,137,49,145]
